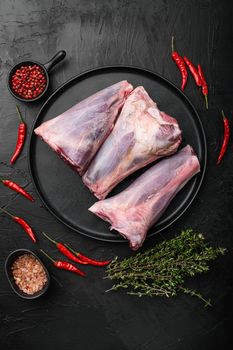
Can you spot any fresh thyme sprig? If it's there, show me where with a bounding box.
[105,229,226,306]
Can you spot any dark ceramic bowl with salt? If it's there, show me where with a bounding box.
[5,249,50,299]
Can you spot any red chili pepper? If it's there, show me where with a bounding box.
[42,232,88,265]
[197,64,209,110]
[0,207,36,243]
[183,56,202,87]
[217,111,230,165]
[10,106,27,164]
[65,244,111,266]
[0,178,34,202]
[171,36,188,91]
[40,249,85,277]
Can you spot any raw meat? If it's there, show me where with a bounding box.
[83,86,182,199]
[89,145,200,250]
[34,81,133,175]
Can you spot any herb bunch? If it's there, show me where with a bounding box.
[106,229,226,306]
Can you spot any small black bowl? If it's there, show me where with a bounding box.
[5,249,50,299]
[7,50,66,102]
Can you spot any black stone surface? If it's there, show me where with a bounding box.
[0,1,232,349]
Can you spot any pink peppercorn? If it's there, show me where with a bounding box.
[11,64,47,99]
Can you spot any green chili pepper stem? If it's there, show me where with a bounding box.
[40,249,55,263]
[205,95,208,110]
[42,231,58,245]
[64,244,79,256]
[221,110,226,119]
[16,105,25,124]
[172,36,175,52]
[0,207,14,219]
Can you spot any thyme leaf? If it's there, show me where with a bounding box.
[106,229,226,306]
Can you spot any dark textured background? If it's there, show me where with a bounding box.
[0,1,233,349]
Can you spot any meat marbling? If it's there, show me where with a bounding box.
[89,145,200,250]
[83,86,182,199]
[34,81,133,175]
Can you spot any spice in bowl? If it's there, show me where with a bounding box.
[11,253,48,295]
[11,64,47,99]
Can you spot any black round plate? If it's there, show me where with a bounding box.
[29,66,207,242]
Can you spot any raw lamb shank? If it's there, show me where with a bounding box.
[89,145,200,250]
[34,81,133,175]
[83,86,182,199]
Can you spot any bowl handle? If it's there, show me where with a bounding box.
[43,50,66,72]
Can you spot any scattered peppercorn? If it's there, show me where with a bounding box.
[11,64,47,99]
